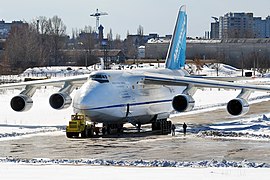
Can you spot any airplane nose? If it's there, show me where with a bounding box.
[73,81,100,110]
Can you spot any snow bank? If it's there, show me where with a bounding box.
[0,157,269,168]
[0,126,64,141]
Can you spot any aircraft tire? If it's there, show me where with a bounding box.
[86,127,94,138]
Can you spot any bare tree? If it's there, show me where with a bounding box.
[126,30,130,37]
[46,16,67,65]
[79,26,96,51]
[137,25,144,36]
[115,34,121,40]
[5,23,40,72]
[47,15,66,36]
[107,28,113,42]
[111,34,123,50]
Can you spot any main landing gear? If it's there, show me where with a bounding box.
[66,114,172,138]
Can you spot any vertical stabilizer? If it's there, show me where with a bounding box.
[165,6,187,70]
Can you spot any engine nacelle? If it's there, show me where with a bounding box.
[49,92,72,110]
[227,98,249,116]
[10,94,33,112]
[172,94,195,112]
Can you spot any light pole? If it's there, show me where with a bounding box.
[85,50,88,68]
[241,51,244,77]
[253,53,256,77]
[257,49,261,74]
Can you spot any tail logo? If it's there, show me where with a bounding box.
[165,5,187,70]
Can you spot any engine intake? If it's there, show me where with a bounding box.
[172,94,195,112]
[49,92,72,110]
[10,94,33,112]
[227,98,249,116]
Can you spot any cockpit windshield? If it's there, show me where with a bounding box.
[89,73,109,83]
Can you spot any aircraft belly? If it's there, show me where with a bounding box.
[82,107,126,123]
[128,86,178,118]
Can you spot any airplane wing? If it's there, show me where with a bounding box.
[143,73,270,92]
[0,74,89,90]
[188,75,253,82]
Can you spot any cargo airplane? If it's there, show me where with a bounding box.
[1,6,270,137]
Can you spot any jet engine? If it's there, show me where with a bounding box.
[10,94,33,112]
[49,92,72,110]
[172,94,195,112]
[227,98,249,116]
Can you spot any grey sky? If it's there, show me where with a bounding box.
[1,0,270,39]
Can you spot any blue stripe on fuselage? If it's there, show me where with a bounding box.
[77,99,172,111]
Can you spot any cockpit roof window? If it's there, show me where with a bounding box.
[90,73,109,83]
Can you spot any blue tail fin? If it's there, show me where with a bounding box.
[165,5,187,70]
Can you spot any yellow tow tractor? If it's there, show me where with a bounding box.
[66,114,95,138]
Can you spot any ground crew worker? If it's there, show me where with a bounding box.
[171,124,176,136]
[183,122,187,136]
[74,113,78,120]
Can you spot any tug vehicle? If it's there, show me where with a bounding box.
[66,114,95,138]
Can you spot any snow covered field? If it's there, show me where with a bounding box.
[1,164,270,180]
[1,64,270,179]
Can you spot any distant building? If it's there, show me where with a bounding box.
[137,46,145,59]
[211,12,270,39]
[0,20,27,38]
[253,17,266,38]
[265,16,270,38]
[98,25,104,45]
[204,31,210,39]
[91,49,126,63]
[219,12,254,38]
[210,21,219,39]
[145,39,170,59]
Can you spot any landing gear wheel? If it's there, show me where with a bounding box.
[81,126,94,138]
[86,126,94,138]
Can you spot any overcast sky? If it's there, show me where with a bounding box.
[1,0,270,39]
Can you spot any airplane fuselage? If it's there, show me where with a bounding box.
[73,68,188,125]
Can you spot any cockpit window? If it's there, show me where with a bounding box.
[90,74,109,83]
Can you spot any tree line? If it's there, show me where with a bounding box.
[4,16,69,72]
[2,15,143,74]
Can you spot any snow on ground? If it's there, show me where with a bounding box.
[195,114,270,141]
[1,164,270,180]
[0,86,72,140]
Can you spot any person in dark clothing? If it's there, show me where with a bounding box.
[171,124,176,136]
[183,122,187,135]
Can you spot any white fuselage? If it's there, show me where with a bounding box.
[73,68,188,124]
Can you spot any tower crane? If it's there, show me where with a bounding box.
[90,9,108,32]
[211,16,218,23]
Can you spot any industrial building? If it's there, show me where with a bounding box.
[144,38,270,69]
